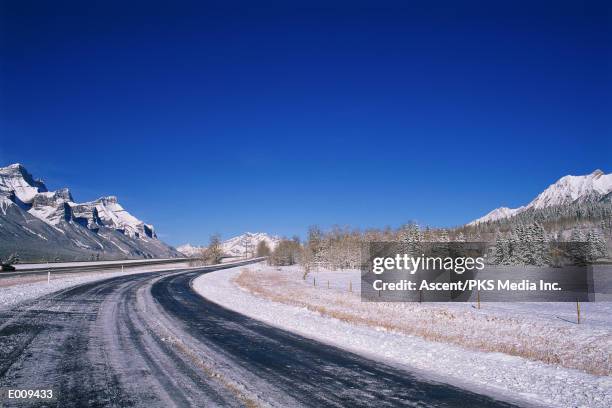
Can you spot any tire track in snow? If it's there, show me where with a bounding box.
[0,264,520,407]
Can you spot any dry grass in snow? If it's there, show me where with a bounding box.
[234,266,611,376]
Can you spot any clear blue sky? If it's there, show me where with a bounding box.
[1,1,610,246]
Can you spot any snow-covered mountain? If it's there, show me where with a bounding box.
[221,232,279,257]
[77,196,157,239]
[468,206,525,225]
[469,170,612,225]
[176,243,203,257]
[177,232,279,257]
[0,163,182,261]
[0,163,48,204]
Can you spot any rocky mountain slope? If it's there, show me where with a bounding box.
[0,163,183,262]
[469,170,612,225]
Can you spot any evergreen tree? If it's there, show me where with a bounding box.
[586,230,607,262]
[493,237,508,264]
[569,229,587,264]
[531,222,549,265]
[506,231,520,264]
[400,223,422,255]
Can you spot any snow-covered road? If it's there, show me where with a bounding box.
[0,263,519,407]
[0,263,190,309]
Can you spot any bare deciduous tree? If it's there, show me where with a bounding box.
[201,233,223,265]
[256,240,271,257]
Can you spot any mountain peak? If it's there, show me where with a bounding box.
[177,232,280,257]
[98,195,118,204]
[56,188,74,202]
[220,232,280,257]
[0,163,48,203]
[469,170,612,225]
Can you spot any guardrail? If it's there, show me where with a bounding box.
[0,257,265,279]
[182,257,267,273]
[0,258,188,278]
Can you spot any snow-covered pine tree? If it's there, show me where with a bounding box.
[506,230,520,265]
[399,223,422,255]
[586,230,607,262]
[569,229,587,264]
[493,237,508,264]
[531,222,549,265]
[570,229,585,242]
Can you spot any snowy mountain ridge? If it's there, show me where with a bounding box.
[221,232,280,257]
[0,163,181,261]
[0,164,155,238]
[176,243,202,257]
[177,232,280,257]
[0,163,48,204]
[469,170,612,225]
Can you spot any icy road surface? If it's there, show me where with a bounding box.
[0,265,519,407]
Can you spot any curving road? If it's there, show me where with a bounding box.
[0,264,521,407]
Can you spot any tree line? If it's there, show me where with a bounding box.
[266,202,610,269]
[197,200,610,269]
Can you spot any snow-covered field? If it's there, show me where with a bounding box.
[0,263,188,310]
[193,264,612,408]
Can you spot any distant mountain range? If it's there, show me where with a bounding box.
[177,232,280,257]
[469,170,612,225]
[0,163,182,262]
[175,243,202,257]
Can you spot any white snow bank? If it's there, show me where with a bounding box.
[193,265,612,408]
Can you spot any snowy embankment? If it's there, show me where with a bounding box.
[0,263,188,310]
[193,264,612,408]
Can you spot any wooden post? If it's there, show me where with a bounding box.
[576,299,581,324]
[313,277,316,287]
[477,290,481,310]
[47,270,50,284]
[327,280,329,289]
[121,264,124,273]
